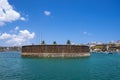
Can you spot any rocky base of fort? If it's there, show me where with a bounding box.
[21,53,90,58]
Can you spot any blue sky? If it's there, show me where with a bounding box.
[0,0,120,46]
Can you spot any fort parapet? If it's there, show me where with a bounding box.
[22,45,90,58]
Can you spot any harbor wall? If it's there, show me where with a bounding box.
[22,45,90,58]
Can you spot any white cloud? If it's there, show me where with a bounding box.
[0,21,4,26]
[83,32,87,35]
[20,17,26,21]
[15,26,19,31]
[83,32,92,35]
[19,30,35,39]
[0,33,11,39]
[44,10,51,16]
[10,26,19,33]
[0,0,25,26]
[0,28,35,45]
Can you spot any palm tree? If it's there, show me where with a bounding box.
[53,41,57,45]
[66,40,71,45]
[41,40,45,45]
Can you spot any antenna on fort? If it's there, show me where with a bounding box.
[36,32,41,45]
[38,32,40,45]
[40,32,43,44]
[34,33,37,45]
[34,34,37,45]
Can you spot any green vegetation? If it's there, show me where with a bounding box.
[53,41,57,45]
[66,40,71,45]
[41,40,45,45]
[91,45,107,51]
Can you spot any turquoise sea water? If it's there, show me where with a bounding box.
[0,52,120,80]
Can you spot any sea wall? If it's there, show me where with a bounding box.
[22,45,90,58]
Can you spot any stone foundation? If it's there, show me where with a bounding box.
[22,52,90,58]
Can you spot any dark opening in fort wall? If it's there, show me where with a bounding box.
[22,45,90,58]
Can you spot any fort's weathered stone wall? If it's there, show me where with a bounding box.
[22,45,90,57]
